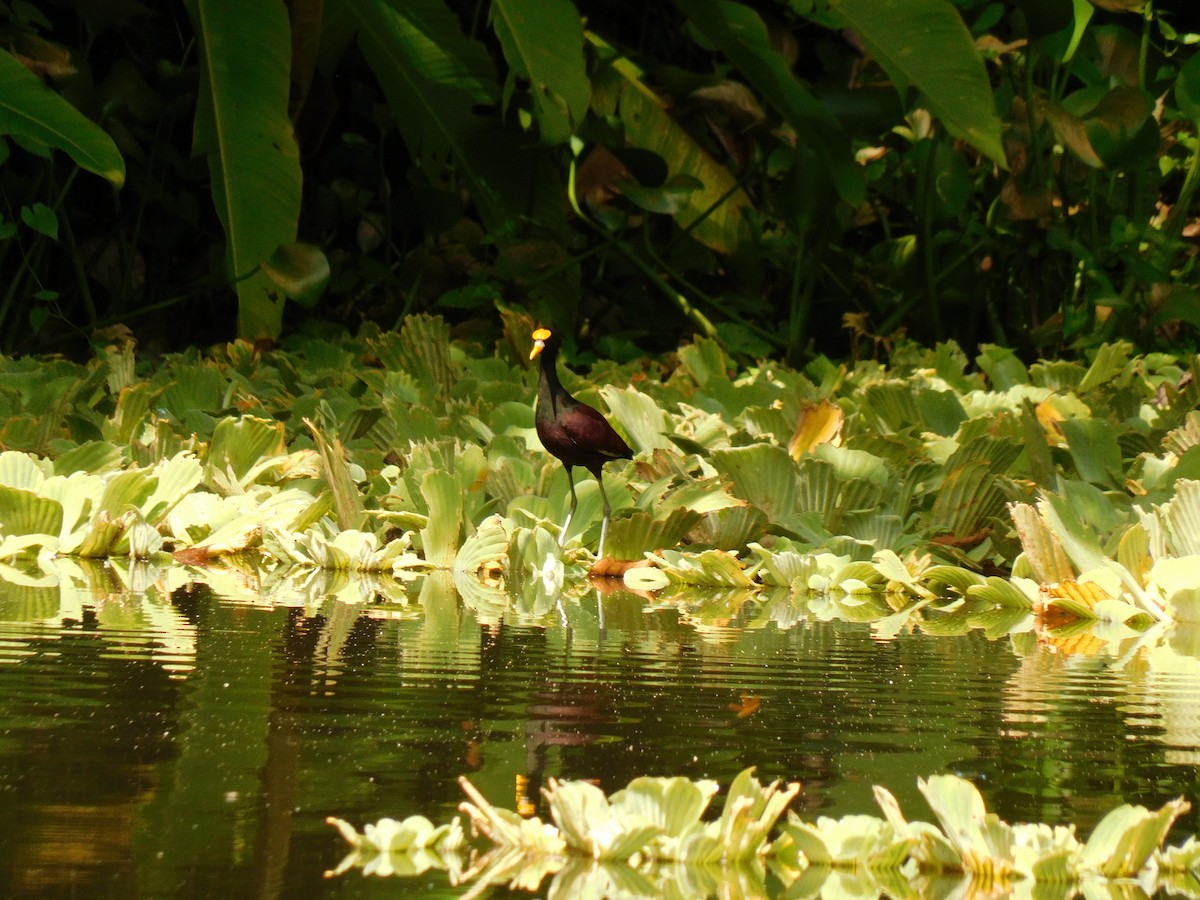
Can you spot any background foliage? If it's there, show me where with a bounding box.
[0,0,1198,360]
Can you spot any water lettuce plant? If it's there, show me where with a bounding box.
[0,315,1198,627]
[326,770,1198,894]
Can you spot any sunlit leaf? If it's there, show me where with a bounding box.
[259,242,330,309]
[788,399,843,459]
[829,0,1005,167]
[0,47,125,185]
[1080,799,1190,878]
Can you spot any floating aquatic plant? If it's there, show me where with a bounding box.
[326,770,1195,894]
[0,316,1198,624]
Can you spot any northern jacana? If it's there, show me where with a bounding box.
[530,327,633,558]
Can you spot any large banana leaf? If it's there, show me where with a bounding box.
[491,0,589,145]
[0,48,124,186]
[190,0,302,340]
[346,0,561,236]
[829,0,1007,168]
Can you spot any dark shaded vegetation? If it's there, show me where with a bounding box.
[1,0,1199,365]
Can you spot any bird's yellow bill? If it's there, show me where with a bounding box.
[530,327,552,360]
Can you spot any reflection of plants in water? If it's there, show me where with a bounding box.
[326,768,1200,895]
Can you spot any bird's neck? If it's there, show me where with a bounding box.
[538,349,573,414]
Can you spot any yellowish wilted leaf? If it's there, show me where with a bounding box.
[788,399,843,460]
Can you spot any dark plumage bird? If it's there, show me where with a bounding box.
[530,327,633,558]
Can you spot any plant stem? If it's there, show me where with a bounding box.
[916,138,943,340]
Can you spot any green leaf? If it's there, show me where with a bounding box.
[420,470,463,568]
[259,242,330,309]
[928,459,1003,538]
[670,0,863,205]
[491,0,589,145]
[713,444,799,522]
[589,40,753,254]
[207,416,286,489]
[1059,418,1122,488]
[544,779,664,860]
[348,0,561,237]
[597,385,672,452]
[20,203,58,239]
[976,344,1029,389]
[1080,799,1189,878]
[306,418,366,531]
[604,507,701,561]
[1176,51,1200,122]
[0,485,62,539]
[1035,86,1155,169]
[966,575,1036,609]
[190,0,302,340]
[828,0,1006,168]
[608,775,718,838]
[0,48,125,186]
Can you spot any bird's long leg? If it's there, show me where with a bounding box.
[559,465,578,546]
[596,471,614,560]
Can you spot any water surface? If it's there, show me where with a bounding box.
[0,572,1197,896]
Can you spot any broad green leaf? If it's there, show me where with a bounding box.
[51,441,123,477]
[1059,418,1122,487]
[544,778,664,860]
[829,0,1006,167]
[1081,799,1189,878]
[917,774,1008,864]
[976,344,1029,389]
[1147,557,1200,622]
[456,513,510,575]
[609,775,718,838]
[1038,493,1107,575]
[863,381,920,434]
[914,388,967,437]
[306,418,366,531]
[713,444,799,521]
[1034,86,1155,169]
[604,507,701,561]
[190,0,302,339]
[20,203,58,239]
[0,484,62,538]
[598,385,672,452]
[349,0,561,237]
[691,503,767,549]
[966,575,1036,609]
[208,416,287,488]
[1177,51,1200,122]
[652,548,754,587]
[0,451,50,491]
[142,454,205,525]
[813,444,890,485]
[714,768,800,861]
[1077,341,1132,393]
[589,44,752,254]
[928,459,1003,538]
[1162,480,1200,557]
[420,470,463,569]
[0,47,125,186]
[491,0,589,144]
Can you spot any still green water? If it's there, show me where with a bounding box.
[0,571,1197,896]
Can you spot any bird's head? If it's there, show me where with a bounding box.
[530,327,555,361]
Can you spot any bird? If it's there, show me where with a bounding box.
[530,327,633,559]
